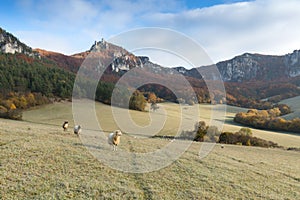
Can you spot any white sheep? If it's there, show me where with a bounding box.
[108,130,122,151]
[74,125,82,135]
[62,121,68,131]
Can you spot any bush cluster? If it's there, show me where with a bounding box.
[219,129,279,148]
[181,122,279,148]
[0,92,50,120]
[234,106,300,133]
[180,121,221,142]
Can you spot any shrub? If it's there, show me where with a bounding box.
[238,128,252,136]
[7,109,22,120]
[276,104,291,115]
[0,105,8,118]
[194,121,208,142]
[205,126,221,142]
[180,121,221,142]
[219,132,236,144]
[129,91,147,111]
[147,92,157,103]
[219,130,279,148]
[246,139,251,146]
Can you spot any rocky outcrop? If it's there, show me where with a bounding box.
[285,50,300,77]
[204,52,300,82]
[173,51,300,82]
[90,39,144,72]
[0,28,38,57]
[217,54,261,82]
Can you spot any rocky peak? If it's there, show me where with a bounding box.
[90,38,109,51]
[173,66,187,74]
[0,27,38,57]
[88,39,146,73]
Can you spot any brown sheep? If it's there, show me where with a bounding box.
[108,130,122,151]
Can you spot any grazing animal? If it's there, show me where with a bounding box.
[62,121,68,131]
[74,125,82,135]
[108,130,122,151]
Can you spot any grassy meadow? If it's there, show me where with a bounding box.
[280,95,300,120]
[0,101,299,199]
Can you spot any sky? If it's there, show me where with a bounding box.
[1,0,300,67]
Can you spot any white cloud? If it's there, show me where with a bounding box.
[12,0,300,66]
[14,0,184,55]
[144,0,300,63]
[15,30,90,54]
[108,28,213,68]
[18,0,98,26]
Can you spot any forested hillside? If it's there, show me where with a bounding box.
[0,53,74,97]
[0,52,147,119]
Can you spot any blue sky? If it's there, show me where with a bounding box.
[1,0,300,67]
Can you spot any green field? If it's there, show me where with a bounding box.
[280,95,300,120]
[0,101,299,199]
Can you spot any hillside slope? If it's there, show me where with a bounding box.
[0,116,299,199]
[34,48,83,73]
[280,95,300,120]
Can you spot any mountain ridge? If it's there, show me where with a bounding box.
[172,51,300,82]
[2,26,300,83]
[1,27,300,109]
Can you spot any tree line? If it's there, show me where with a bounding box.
[234,105,300,133]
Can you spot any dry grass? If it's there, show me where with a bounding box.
[23,101,300,147]
[0,102,299,199]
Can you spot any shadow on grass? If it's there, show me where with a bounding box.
[73,142,104,150]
